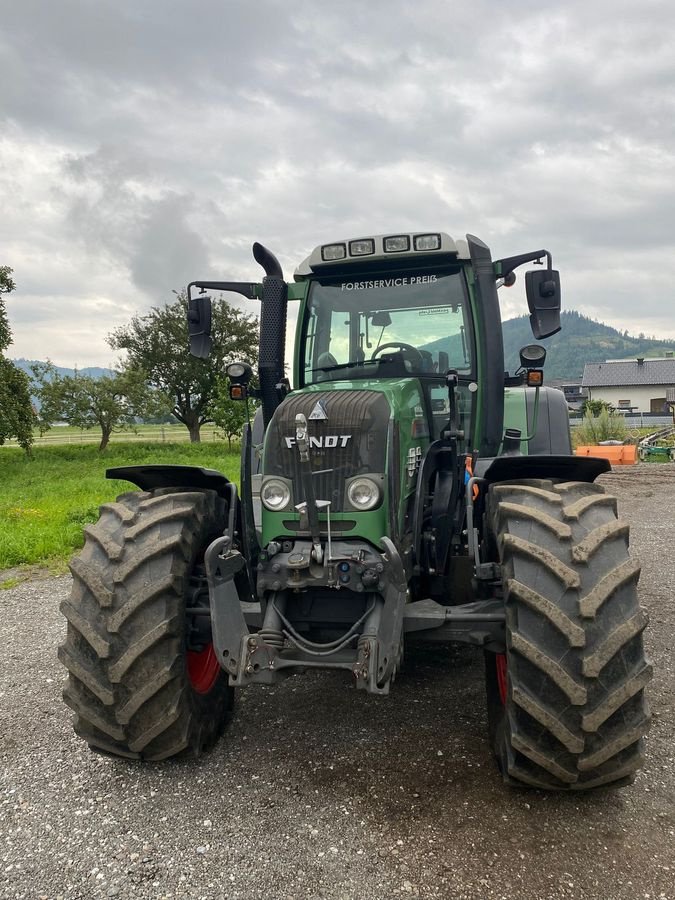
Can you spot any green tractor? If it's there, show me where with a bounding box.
[60,232,651,789]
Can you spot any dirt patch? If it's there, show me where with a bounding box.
[0,561,67,588]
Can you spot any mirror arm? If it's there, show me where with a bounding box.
[494,250,552,278]
[187,281,259,301]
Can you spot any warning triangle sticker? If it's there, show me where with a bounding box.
[308,399,328,421]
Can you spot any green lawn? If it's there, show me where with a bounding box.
[0,442,240,574]
[3,423,226,447]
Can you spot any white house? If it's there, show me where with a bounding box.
[582,356,675,413]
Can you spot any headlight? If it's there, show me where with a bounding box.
[261,478,292,511]
[346,477,382,511]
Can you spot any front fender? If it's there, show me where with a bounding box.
[106,465,233,498]
[479,455,610,484]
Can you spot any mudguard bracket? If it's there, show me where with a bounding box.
[204,536,249,677]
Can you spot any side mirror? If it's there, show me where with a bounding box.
[525,269,561,339]
[187,294,212,358]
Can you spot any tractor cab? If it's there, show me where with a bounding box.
[298,260,474,447]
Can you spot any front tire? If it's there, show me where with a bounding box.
[485,480,652,790]
[59,489,233,760]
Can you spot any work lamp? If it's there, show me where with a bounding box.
[349,239,375,256]
[414,233,441,251]
[321,243,347,261]
[384,235,410,252]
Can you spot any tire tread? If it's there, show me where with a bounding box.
[60,489,232,759]
[486,479,651,790]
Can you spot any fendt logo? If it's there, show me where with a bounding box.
[285,435,352,449]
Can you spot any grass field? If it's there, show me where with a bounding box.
[2,426,670,584]
[0,442,240,578]
[3,423,226,447]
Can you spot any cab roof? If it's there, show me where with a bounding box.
[294,231,472,279]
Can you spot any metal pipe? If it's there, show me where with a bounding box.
[253,242,287,428]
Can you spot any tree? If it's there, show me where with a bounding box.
[0,266,17,348]
[0,267,34,452]
[32,364,158,451]
[109,293,259,442]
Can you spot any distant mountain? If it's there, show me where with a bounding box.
[11,359,115,411]
[502,311,675,382]
[12,358,114,380]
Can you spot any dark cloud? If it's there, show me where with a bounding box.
[1,0,674,364]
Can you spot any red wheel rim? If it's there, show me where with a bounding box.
[187,643,220,694]
[496,653,508,705]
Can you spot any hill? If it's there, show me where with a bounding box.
[11,359,115,412]
[502,311,675,381]
[11,358,114,380]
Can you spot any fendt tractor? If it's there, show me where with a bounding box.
[60,232,652,790]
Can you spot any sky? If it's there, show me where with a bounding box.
[1,0,675,368]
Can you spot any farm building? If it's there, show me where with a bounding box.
[582,356,675,413]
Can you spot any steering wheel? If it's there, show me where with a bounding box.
[371,341,424,368]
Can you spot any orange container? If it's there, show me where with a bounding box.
[574,445,638,465]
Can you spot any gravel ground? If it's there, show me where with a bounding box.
[1,464,674,900]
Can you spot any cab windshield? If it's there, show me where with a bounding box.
[301,271,472,385]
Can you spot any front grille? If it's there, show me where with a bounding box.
[264,390,390,512]
[282,519,357,532]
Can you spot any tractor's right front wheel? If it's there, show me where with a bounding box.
[59,488,234,761]
[485,479,652,790]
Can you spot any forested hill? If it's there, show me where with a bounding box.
[502,311,675,381]
[12,358,113,380]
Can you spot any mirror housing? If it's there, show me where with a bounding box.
[187,294,212,358]
[525,269,561,339]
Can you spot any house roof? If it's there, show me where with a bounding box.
[582,358,675,387]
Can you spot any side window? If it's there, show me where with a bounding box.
[328,310,351,363]
[428,382,472,443]
[303,304,318,380]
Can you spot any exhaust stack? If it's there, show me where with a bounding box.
[253,242,287,428]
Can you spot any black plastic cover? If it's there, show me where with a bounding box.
[187,295,212,358]
[480,455,610,484]
[525,269,561,339]
[258,276,288,428]
[467,235,504,457]
[526,386,573,455]
[106,465,232,497]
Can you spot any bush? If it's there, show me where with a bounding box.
[581,398,613,416]
[575,408,628,445]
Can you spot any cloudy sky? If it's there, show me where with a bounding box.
[1,0,674,368]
